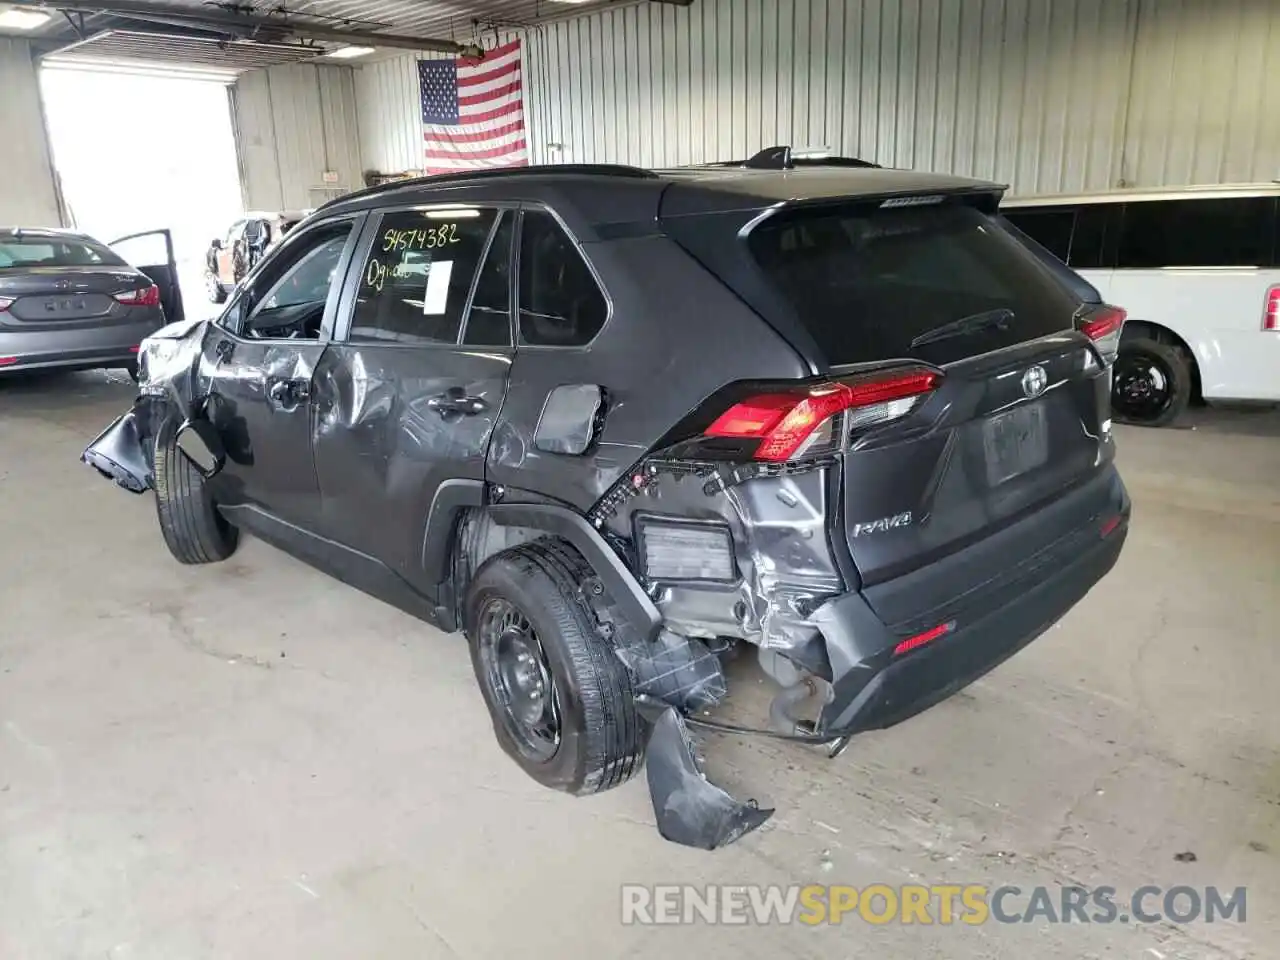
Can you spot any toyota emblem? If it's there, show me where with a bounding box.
[1021,364,1048,398]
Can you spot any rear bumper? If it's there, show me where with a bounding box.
[814,471,1130,736]
[0,313,162,374]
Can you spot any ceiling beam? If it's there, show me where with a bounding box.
[11,0,473,53]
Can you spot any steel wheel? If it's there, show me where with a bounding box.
[476,598,561,763]
[1112,349,1177,424]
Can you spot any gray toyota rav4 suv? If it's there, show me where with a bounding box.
[83,151,1130,848]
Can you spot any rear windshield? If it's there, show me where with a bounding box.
[0,236,126,269]
[747,202,1081,366]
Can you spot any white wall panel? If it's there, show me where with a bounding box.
[1124,0,1280,187]
[352,0,1280,196]
[0,39,62,226]
[231,62,363,211]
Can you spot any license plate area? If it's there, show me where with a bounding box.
[983,402,1049,486]
[46,297,88,314]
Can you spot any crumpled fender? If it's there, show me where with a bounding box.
[644,705,773,850]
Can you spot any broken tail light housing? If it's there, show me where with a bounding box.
[635,516,737,583]
[704,367,941,462]
[0,297,13,313]
[1079,305,1125,366]
[114,285,160,307]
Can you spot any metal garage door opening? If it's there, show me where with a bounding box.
[40,62,242,311]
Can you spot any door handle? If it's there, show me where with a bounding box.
[427,390,487,417]
[268,378,310,409]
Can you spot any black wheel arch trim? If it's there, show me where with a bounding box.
[486,503,663,641]
[420,478,488,581]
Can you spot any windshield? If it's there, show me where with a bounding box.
[0,236,126,269]
[747,202,1080,366]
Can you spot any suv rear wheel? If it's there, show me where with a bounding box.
[464,541,644,795]
[153,421,238,564]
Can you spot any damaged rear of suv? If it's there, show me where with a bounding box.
[82,152,1129,849]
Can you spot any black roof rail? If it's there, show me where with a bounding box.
[316,163,659,212]
[734,145,882,170]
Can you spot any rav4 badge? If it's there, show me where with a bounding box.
[850,511,914,537]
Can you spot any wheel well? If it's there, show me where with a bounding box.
[1121,320,1202,402]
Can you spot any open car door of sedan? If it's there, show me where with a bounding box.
[109,229,185,325]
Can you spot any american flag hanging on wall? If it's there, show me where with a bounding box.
[418,39,528,174]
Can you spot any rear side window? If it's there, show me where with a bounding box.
[1117,197,1276,268]
[518,210,608,346]
[748,203,1081,366]
[351,208,498,345]
[0,236,125,269]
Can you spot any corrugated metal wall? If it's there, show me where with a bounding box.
[353,0,1280,195]
[231,62,363,211]
[1124,0,1280,187]
[0,39,63,225]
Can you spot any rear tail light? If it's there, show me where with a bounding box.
[636,517,737,582]
[704,367,941,462]
[114,285,160,307]
[0,297,12,313]
[0,356,17,366]
[1264,286,1280,332]
[1079,305,1125,366]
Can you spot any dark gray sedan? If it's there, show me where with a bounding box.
[0,227,183,379]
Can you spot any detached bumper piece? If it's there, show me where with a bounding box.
[81,410,152,493]
[645,705,773,850]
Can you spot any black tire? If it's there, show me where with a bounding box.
[1112,337,1192,428]
[153,420,238,564]
[125,361,140,383]
[464,540,644,796]
[205,270,227,304]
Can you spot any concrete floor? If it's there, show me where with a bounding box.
[1,371,1277,960]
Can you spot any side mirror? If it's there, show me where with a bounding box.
[175,417,225,479]
[210,238,222,250]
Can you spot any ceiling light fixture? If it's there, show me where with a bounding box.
[325,45,375,59]
[0,8,52,29]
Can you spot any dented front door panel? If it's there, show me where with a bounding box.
[199,328,327,527]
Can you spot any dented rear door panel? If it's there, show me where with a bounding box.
[311,344,511,588]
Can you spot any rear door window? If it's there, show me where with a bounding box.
[350,207,499,345]
[1116,197,1276,268]
[748,202,1081,366]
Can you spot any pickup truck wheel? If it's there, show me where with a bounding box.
[153,423,238,564]
[465,541,644,796]
[1112,338,1191,427]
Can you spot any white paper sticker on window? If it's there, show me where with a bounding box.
[422,260,453,315]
